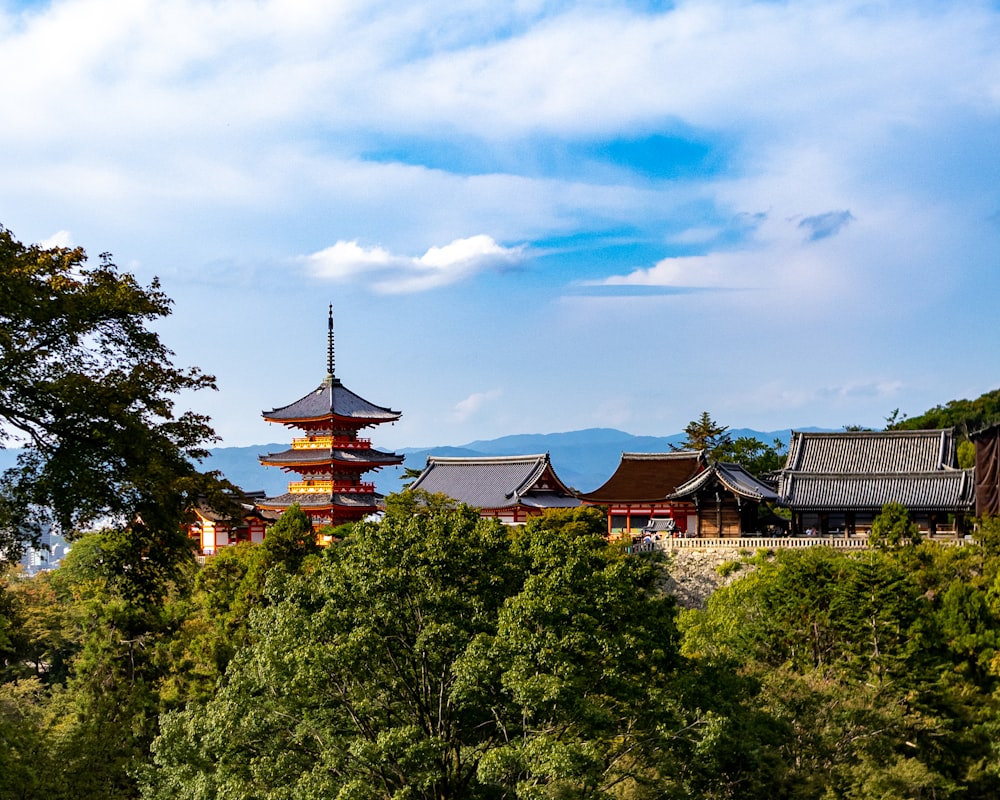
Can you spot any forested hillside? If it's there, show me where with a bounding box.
[890,387,1000,437]
[5,504,1000,798]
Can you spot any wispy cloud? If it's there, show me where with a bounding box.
[39,230,73,248]
[451,389,502,423]
[304,235,525,293]
[798,210,855,242]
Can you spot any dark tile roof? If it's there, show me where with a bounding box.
[783,429,958,473]
[262,375,401,424]
[781,472,975,511]
[193,497,268,524]
[670,462,779,503]
[255,492,383,511]
[643,518,678,532]
[777,429,974,512]
[577,451,705,503]
[259,447,403,468]
[409,454,580,511]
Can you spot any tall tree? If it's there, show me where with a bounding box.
[0,226,224,562]
[141,505,687,799]
[677,411,733,460]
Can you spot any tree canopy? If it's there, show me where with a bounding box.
[142,504,686,799]
[677,411,786,476]
[0,226,225,560]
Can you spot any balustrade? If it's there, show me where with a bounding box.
[291,436,372,449]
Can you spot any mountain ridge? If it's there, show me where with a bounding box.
[0,427,816,501]
[200,427,807,497]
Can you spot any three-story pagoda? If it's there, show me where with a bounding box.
[257,306,403,529]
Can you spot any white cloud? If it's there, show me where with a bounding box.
[589,209,851,300]
[304,234,525,293]
[39,230,74,248]
[2,0,1000,448]
[451,388,502,423]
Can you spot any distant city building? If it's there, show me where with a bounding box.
[18,525,69,575]
[256,306,404,531]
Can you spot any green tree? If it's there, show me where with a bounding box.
[259,504,320,572]
[727,435,787,476]
[142,505,686,799]
[870,502,922,549]
[0,226,223,561]
[888,389,1000,436]
[675,413,786,475]
[677,411,732,460]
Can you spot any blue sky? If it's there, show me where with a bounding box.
[2,0,1000,450]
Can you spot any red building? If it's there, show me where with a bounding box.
[188,492,274,555]
[256,307,403,531]
[577,451,706,538]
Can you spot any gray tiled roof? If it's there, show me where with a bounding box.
[409,454,580,510]
[643,518,678,532]
[784,429,958,473]
[781,471,975,511]
[670,462,779,502]
[777,428,974,512]
[259,447,403,467]
[262,375,401,423]
[256,492,383,510]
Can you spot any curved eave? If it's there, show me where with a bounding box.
[670,463,778,503]
[259,449,404,469]
[262,378,402,425]
[256,492,385,511]
[577,451,705,503]
[778,470,975,511]
[261,412,401,427]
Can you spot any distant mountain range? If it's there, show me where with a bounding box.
[203,427,803,497]
[0,427,807,500]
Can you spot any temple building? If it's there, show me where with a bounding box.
[256,307,404,531]
[970,423,1000,517]
[775,429,975,537]
[667,461,780,537]
[187,491,275,556]
[408,454,581,524]
[577,451,706,538]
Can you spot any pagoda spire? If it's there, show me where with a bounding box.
[326,304,338,385]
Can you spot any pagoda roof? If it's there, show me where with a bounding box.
[262,375,401,425]
[577,451,706,503]
[255,491,384,512]
[259,447,403,468]
[669,462,779,503]
[409,453,580,511]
